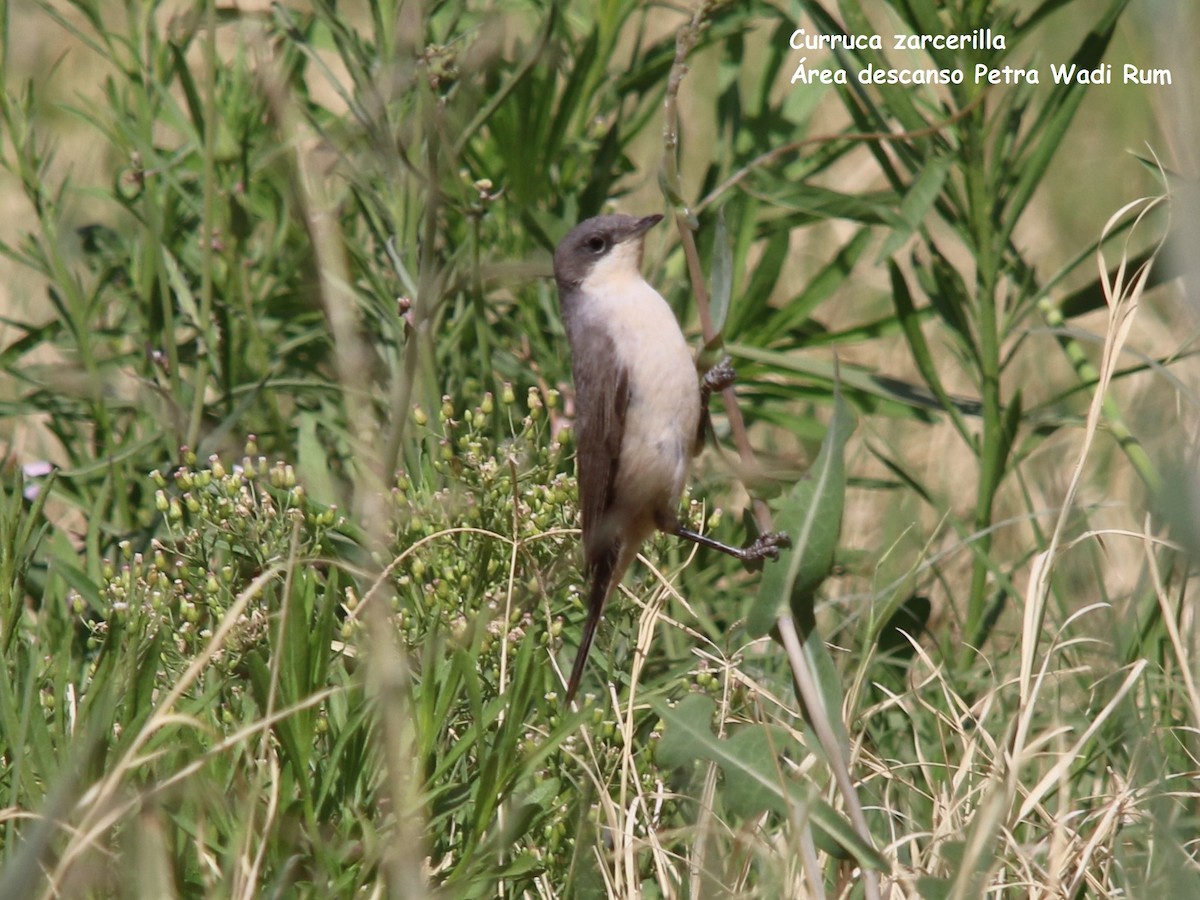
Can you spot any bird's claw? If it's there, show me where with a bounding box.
[742,531,791,562]
[702,357,737,395]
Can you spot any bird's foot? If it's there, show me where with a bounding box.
[701,357,737,396]
[740,531,791,562]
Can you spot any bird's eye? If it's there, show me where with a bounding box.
[585,235,607,254]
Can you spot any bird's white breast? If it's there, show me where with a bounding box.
[578,267,700,511]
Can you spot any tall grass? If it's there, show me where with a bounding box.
[0,0,1196,896]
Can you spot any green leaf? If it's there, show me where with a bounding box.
[889,260,971,443]
[751,226,872,345]
[915,239,977,357]
[752,180,902,227]
[727,225,788,339]
[160,248,204,340]
[50,557,102,609]
[747,384,856,637]
[877,155,951,262]
[1000,0,1130,247]
[653,695,886,870]
[708,209,733,338]
[297,412,341,507]
[915,876,953,900]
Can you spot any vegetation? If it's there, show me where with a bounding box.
[0,0,1194,896]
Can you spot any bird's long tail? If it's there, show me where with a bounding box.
[564,544,620,705]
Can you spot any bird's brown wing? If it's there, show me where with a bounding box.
[571,330,629,567]
[565,330,629,703]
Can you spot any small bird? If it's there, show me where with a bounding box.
[553,213,789,704]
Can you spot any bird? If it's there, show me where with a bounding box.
[553,213,789,704]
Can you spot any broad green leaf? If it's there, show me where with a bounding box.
[50,556,102,609]
[795,607,852,752]
[748,384,856,637]
[654,695,886,870]
[297,412,341,507]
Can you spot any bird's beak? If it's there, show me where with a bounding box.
[632,214,663,236]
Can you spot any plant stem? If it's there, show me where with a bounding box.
[962,102,1005,662]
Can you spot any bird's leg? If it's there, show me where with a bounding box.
[689,356,789,559]
[696,357,737,450]
[671,523,791,562]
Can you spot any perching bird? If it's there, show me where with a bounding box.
[553,213,788,704]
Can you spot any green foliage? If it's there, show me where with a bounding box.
[654,694,885,870]
[750,385,856,637]
[771,0,1160,665]
[0,453,367,895]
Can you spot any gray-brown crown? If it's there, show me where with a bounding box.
[552,214,662,290]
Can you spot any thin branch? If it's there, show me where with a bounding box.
[661,4,771,533]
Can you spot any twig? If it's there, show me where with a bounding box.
[661,4,772,534]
